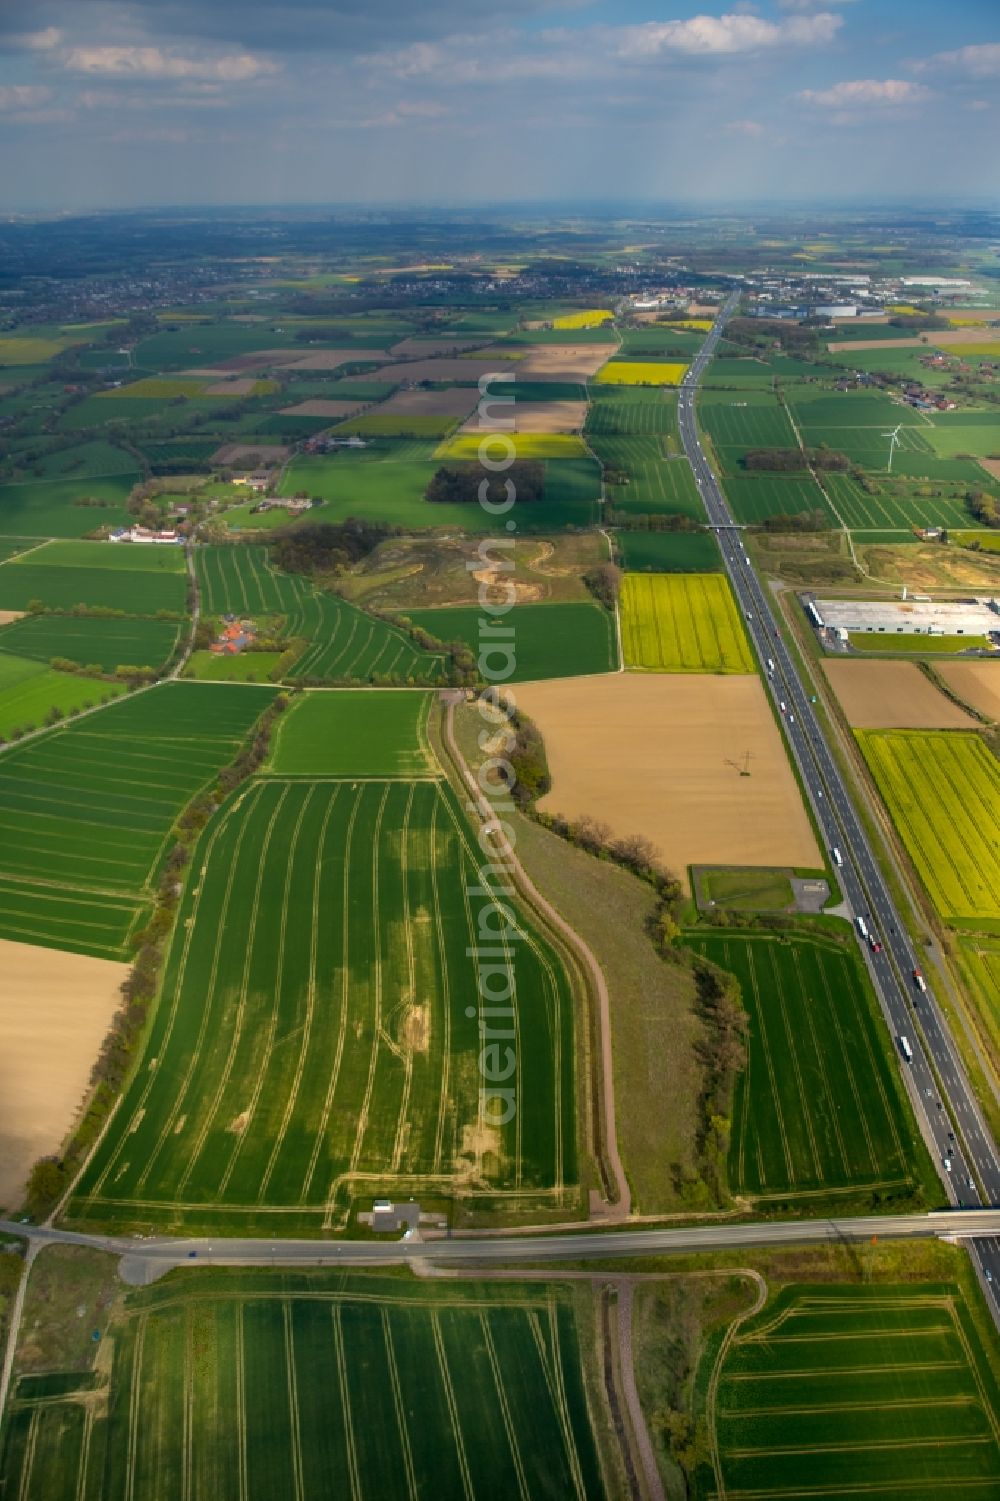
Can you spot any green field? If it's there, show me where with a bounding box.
[686,933,930,1202]
[0,1268,608,1501]
[402,601,617,681]
[714,1282,1000,1499]
[0,613,180,672]
[614,530,721,572]
[279,448,601,531]
[0,552,186,614]
[184,650,286,682]
[620,573,754,673]
[859,730,1000,923]
[849,632,987,656]
[27,539,187,573]
[0,474,136,538]
[194,547,449,683]
[718,473,834,526]
[586,391,678,437]
[0,682,276,957]
[699,393,799,462]
[0,652,125,739]
[591,436,703,520]
[822,471,976,531]
[698,867,795,911]
[70,777,578,1228]
[267,690,434,777]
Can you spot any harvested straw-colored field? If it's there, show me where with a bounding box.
[514,674,820,883]
[937,662,1000,721]
[822,659,976,729]
[0,937,126,1211]
[461,399,587,434]
[978,458,1000,481]
[519,344,614,381]
[0,609,24,626]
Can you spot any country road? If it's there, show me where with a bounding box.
[2,1211,997,1283]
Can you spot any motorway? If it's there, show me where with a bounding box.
[678,294,1000,1318]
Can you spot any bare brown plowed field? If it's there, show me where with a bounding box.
[367,356,524,383]
[826,337,924,351]
[389,337,488,356]
[519,345,613,381]
[822,659,976,729]
[936,662,1000,721]
[283,348,390,370]
[514,674,819,884]
[461,399,588,434]
[211,443,290,464]
[212,349,303,370]
[279,399,368,418]
[978,459,1000,481]
[378,386,480,418]
[0,938,126,1212]
[203,377,258,396]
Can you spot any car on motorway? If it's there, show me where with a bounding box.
[943,1157,952,1172]
[869,933,882,954]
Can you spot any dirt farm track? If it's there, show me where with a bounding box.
[514,674,821,883]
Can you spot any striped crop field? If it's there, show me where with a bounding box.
[589,436,703,519]
[0,1270,609,1501]
[0,613,180,672]
[714,1283,1000,1500]
[70,777,577,1230]
[858,730,1000,923]
[267,690,434,777]
[585,391,678,437]
[686,934,930,1203]
[195,546,448,683]
[620,572,754,672]
[0,681,276,957]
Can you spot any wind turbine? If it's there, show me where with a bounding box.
[882,424,902,473]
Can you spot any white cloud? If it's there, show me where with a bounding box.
[798,78,929,107]
[921,43,1000,79]
[3,27,62,52]
[725,118,766,136]
[0,84,52,110]
[59,46,278,82]
[615,10,842,59]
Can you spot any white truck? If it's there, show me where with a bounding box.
[855,915,869,942]
[831,847,843,868]
[913,968,928,993]
[899,1036,913,1063]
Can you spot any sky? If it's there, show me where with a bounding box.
[0,0,997,210]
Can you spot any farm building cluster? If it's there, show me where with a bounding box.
[210,616,258,656]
